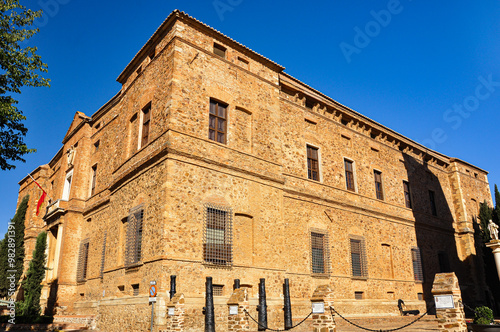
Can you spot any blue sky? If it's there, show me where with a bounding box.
[1,0,499,236]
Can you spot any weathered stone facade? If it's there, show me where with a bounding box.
[16,10,493,331]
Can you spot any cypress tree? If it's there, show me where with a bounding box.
[493,184,500,225]
[13,195,29,287]
[0,239,7,298]
[19,231,47,320]
[479,200,493,243]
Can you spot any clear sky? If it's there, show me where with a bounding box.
[1,0,499,236]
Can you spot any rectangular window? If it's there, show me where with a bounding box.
[94,140,100,152]
[203,204,233,266]
[62,170,73,201]
[209,100,227,144]
[311,231,329,274]
[345,160,355,191]
[411,247,424,282]
[213,285,224,296]
[213,43,226,58]
[100,231,107,279]
[90,165,97,196]
[374,170,383,200]
[403,181,412,208]
[307,146,319,181]
[350,237,367,278]
[132,284,140,296]
[354,291,364,300]
[438,251,451,272]
[141,103,151,148]
[76,239,90,282]
[125,206,144,267]
[429,190,437,216]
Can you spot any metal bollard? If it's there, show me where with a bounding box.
[170,275,177,300]
[283,278,292,330]
[203,277,215,332]
[233,279,240,290]
[257,278,267,331]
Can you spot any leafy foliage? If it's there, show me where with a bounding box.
[493,184,500,226]
[0,0,50,170]
[479,200,493,242]
[18,231,46,320]
[473,306,494,325]
[0,195,28,297]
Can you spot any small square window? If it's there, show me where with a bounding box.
[132,284,140,296]
[355,292,364,300]
[418,293,424,301]
[213,285,224,296]
[213,43,226,58]
[94,140,100,152]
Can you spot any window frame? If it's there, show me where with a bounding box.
[344,159,356,192]
[403,181,412,209]
[307,145,320,181]
[208,99,228,144]
[124,205,144,268]
[350,236,368,279]
[429,190,437,216]
[310,229,330,276]
[62,170,73,201]
[373,170,384,200]
[139,103,151,149]
[76,238,90,282]
[203,203,233,267]
[411,247,424,282]
[213,43,227,58]
[90,164,97,197]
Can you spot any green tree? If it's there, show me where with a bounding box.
[479,200,493,242]
[0,0,50,170]
[18,231,46,319]
[493,184,500,225]
[0,238,7,298]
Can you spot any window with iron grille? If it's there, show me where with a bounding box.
[429,190,437,216]
[374,170,383,200]
[76,239,90,282]
[354,291,364,300]
[307,146,320,181]
[350,237,367,278]
[140,103,151,148]
[203,204,232,266]
[311,231,329,275]
[125,206,144,267]
[100,231,107,279]
[213,285,224,296]
[411,247,424,282]
[345,159,355,191]
[438,251,451,272]
[90,164,97,196]
[403,181,412,208]
[209,100,227,144]
[132,284,140,296]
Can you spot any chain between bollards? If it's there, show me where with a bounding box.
[244,308,313,332]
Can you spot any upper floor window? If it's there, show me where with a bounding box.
[125,205,144,267]
[62,170,73,201]
[374,170,383,200]
[311,231,329,275]
[345,159,355,191]
[203,204,232,266]
[411,247,424,282]
[140,103,151,148]
[429,190,437,216]
[209,100,227,144]
[90,165,97,196]
[307,146,319,181]
[350,237,367,278]
[213,43,226,58]
[403,181,412,208]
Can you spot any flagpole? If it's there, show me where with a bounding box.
[27,173,53,202]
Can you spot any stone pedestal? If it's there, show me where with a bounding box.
[310,285,336,332]
[162,293,185,332]
[431,272,467,332]
[227,288,250,332]
[486,240,500,281]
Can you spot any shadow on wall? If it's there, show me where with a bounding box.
[45,279,58,316]
[403,153,488,313]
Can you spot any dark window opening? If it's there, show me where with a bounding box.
[438,251,451,272]
[403,181,412,209]
[141,103,151,148]
[374,170,384,200]
[125,206,144,267]
[213,43,226,58]
[412,247,424,282]
[350,238,367,277]
[429,190,437,216]
[91,165,97,196]
[345,160,355,191]
[77,240,90,282]
[307,146,319,181]
[209,100,227,144]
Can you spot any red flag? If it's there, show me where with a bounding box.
[36,191,47,216]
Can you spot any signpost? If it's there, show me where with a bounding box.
[149,281,157,332]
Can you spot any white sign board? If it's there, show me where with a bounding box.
[149,297,157,303]
[312,302,325,314]
[229,305,238,315]
[168,307,175,316]
[434,295,454,309]
[150,280,156,285]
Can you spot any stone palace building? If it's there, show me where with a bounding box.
[16,9,494,331]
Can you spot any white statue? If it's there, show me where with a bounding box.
[488,220,499,241]
[66,145,76,167]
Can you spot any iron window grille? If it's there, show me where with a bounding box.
[100,231,107,279]
[209,100,227,144]
[213,285,224,296]
[345,159,355,191]
[125,205,144,268]
[429,190,437,216]
[374,170,383,200]
[350,236,368,278]
[76,238,90,282]
[403,181,412,208]
[307,146,320,181]
[310,230,330,275]
[203,203,233,267]
[411,247,424,282]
